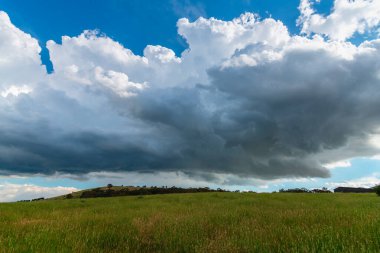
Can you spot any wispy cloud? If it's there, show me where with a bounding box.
[171,0,206,20]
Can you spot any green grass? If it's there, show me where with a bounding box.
[1,193,380,252]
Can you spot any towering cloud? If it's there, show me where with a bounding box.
[0,11,45,94]
[0,2,380,182]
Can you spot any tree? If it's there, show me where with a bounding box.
[107,184,113,189]
[374,185,380,196]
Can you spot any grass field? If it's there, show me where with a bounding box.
[1,193,380,252]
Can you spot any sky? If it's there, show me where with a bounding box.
[1,0,380,201]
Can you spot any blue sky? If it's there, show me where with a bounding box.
[1,0,380,201]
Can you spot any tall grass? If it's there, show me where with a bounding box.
[0,193,379,252]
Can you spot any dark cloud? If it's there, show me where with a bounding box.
[2,43,380,180]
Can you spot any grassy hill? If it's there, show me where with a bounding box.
[49,185,230,200]
[1,193,380,252]
[50,185,148,200]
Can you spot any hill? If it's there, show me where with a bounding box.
[50,185,231,200]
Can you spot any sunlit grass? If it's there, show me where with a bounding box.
[0,193,379,252]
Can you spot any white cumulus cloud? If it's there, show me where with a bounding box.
[0,183,78,202]
[298,0,380,41]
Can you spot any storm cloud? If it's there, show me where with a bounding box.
[1,1,380,181]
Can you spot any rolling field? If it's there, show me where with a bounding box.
[0,193,380,252]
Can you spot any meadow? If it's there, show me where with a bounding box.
[0,193,379,252]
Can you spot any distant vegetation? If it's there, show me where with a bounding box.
[16,185,380,202]
[279,187,332,193]
[72,186,230,199]
[57,185,362,200]
[333,187,375,193]
[2,193,380,252]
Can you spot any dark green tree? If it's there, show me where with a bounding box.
[373,185,380,196]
